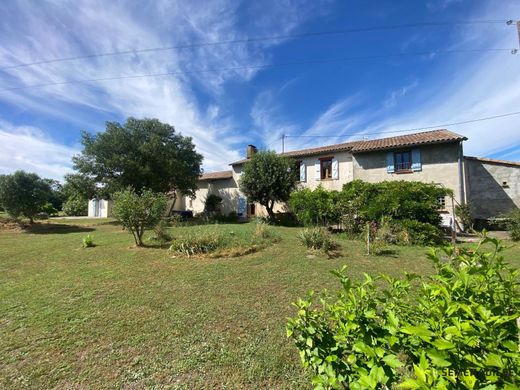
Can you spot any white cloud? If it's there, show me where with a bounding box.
[0,121,78,181]
[0,0,331,173]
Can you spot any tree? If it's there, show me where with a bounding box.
[61,173,98,216]
[112,189,167,246]
[73,118,203,213]
[0,171,53,223]
[239,151,297,220]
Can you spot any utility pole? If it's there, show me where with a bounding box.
[517,20,520,48]
[281,134,285,153]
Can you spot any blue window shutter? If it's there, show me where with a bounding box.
[386,152,395,173]
[411,149,422,171]
[299,162,306,182]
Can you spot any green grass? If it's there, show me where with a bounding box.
[0,219,518,389]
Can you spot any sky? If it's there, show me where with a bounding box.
[0,0,519,181]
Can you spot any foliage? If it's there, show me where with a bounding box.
[169,230,223,257]
[73,118,203,198]
[341,180,449,227]
[43,179,66,212]
[112,189,168,246]
[41,202,59,217]
[297,227,336,252]
[253,219,278,241]
[455,203,473,232]
[289,186,341,226]
[62,196,88,216]
[82,234,95,248]
[398,219,443,245]
[507,209,520,241]
[204,194,223,213]
[0,170,53,223]
[287,237,520,389]
[239,151,297,220]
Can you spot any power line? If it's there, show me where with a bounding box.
[0,48,515,93]
[0,19,513,71]
[285,111,520,140]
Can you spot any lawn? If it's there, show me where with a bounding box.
[0,219,518,389]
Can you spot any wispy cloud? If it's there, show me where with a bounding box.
[0,121,79,180]
[0,0,330,176]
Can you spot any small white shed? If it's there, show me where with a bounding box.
[88,199,112,218]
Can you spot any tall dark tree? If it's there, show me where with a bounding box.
[239,151,297,220]
[0,171,53,223]
[61,173,98,216]
[73,118,203,212]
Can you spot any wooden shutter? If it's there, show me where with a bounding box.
[411,149,422,171]
[332,159,339,180]
[386,152,395,173]
[299,162,306,182]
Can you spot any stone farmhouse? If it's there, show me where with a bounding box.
[175,129,520,224]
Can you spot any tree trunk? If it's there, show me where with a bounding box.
[28,216,34,224]
[167,191,178,216]
[264,200,275,221]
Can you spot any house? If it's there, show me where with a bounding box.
[182,129,520,224]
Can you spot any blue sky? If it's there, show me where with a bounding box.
[0,0,519,180]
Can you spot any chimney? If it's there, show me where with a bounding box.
[246,144,258,159]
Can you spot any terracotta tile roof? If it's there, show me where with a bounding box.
[230,129,466,165]
[464,156,520,167]
[199,170,233,180]
[351,129,467,152]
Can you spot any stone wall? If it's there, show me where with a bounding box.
[464,158,520,219]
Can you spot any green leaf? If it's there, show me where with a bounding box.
[413,364,426,383]
[383,354,403,368]
[426,349,451,367]
[401,325,433,338]
[398,378,421,389]
[484,353,504,368]
[431,339,455,350]
[460,374,477,389]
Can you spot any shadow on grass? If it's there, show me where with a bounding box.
[373,249,400,257]
[25,223,95,234]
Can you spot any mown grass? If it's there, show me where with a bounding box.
[0,218,518,389]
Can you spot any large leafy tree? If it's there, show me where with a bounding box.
[61,173,98,216]
[73,118,203,211]
[0,171,53,223]
[239,151,297,220]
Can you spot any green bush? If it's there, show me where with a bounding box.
[41,202,59,217]
[455,203,473,232]
[507,209,520,241]
[287,237,520,389]
[62,196,88,216]
[149,219,173,244]
[112,189,167,246]
[204,194,223,213]
[399,219,443,245]
[298,227,336,252]
[289,186,341,226]
[82,234,94,248]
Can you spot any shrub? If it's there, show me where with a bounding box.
[41,202,59,217]
[455,203,473,232]
[82,234,94,248]
[287,237,520,389]
[204,194,223,213]
[399,219,443,245]
[289,186,341,226]
[507,209,520,241]
[62,196,88,216]
[112,189,168,246]
[169,231,223,257]
[298,227,336,252]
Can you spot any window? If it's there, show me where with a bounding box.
[295,160,302,181]
[320,157,333,180]
[437,195,446,209]
[394,150,412,172]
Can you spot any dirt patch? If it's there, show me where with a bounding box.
[0,218,29,232]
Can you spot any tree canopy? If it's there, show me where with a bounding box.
[73,118,203,198]
[239,151,297,220]
[0,170,53,223]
